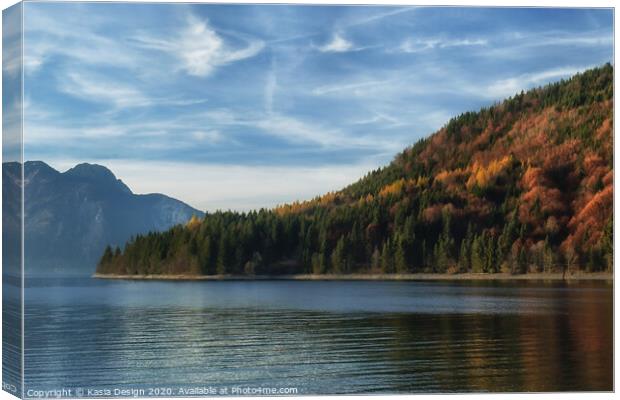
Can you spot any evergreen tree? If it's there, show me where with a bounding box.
[471,235,485,273]
[331,236,349,274]
[100,245,113,267]
[498,212,518,263]
[518,246,528,274]
[435,209,456,272]
[381,240,394,274]
[198,236,213,275]
[370,247,381,271]
[311,253,323,275]
[216,234,229,275]
[394,234,409,273]
[485,234,497,273]
[458,237,471,272]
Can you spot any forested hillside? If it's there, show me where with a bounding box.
[97,64,613,276]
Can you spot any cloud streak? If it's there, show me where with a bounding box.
[316,33,354,53]
[61,71,152,108]
[132,15,264,77]
[264,60,278,114]
[24,6,143,74]
[342,7,416,29]
[58,71,208,111]
[312,79,392,96]
[397,37,488,53]
[485,65,596,99]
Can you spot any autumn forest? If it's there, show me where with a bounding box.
[97,64,613,277]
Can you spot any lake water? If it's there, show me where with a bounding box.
[14,278,613,394]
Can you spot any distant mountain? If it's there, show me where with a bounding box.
[2,161,203,276]
[98,64,612,277]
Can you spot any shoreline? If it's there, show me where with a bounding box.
[93,272,613,282]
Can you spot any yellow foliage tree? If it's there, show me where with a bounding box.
[466,155,513,190]
[186,215,201,230]
[379,178,406,198]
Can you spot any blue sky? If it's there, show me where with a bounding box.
[15,3,613,211]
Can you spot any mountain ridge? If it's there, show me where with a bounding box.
[3,161,203,276]
[63,162,133,194]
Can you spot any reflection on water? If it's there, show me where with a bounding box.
[21,279,612,393]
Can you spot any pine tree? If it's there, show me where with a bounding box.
[313,231,329,274]
[99,245,113,269]
[458,237,471,272]
[498,211,518,263]
[198,236,212,275]
[518,246,528,274]
[331,236,348,274]
[483,234,496,273]
[471,235,485,273]
[216,235,229,275]
[370,247,381,271]
[311,253,323,274]
[381,240,394,274]
[421,239,429,270]
[349,221,365,264]
[435,209,455,272]
[394,235,409,274]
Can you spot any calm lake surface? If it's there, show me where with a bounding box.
[19,278,612,394]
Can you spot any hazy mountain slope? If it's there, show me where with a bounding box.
[2,161,203,276]
[98,64,613,276]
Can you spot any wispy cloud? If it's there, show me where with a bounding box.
[26,97,407,158]
[536,33,613,47]
[264,61,278,114]
[2,97,24,151]
[253,114,343,147]
[351,111,403,127]
[312,78,393,96]
[2,6,22,78]
[466,30,613,61]
[61,71,152,108]
[199,110,401,151]
[397,37,488,53]
[316,33,354,53]
[2,40,23,78]
[2,13,23,78]
[24,107,229,144]
[24,7,141,74]
[343,7,416,29]
[485,65,596,99]
[59,71,207,109]
[191,130,223,143]
[392,30,612,59]
[268,7,415,48]
[318,8,415,54]
[508,29,614,48]
[132,15,264,77]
